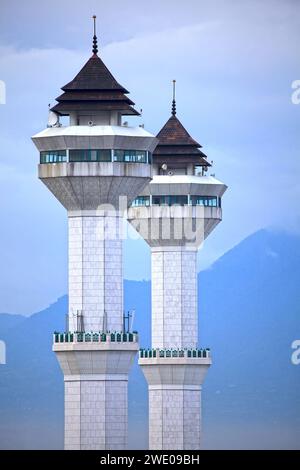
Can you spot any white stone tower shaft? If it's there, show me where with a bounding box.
[68,212,123,333]
[129,202,223,449]
[128,108,227,449]
[32,27,157,450]
[151,246,198,349]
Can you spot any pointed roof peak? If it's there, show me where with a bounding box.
[61,55,129,92]
[153,113,210,165]
[156,114,201,147]
[50,18,140,116]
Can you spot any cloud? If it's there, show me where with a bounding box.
[266,249,279,258]
[0,2,299,312]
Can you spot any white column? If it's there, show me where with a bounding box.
[68,212,123,332]
[58,210,137,451]
[147,245,205,450]
[148,386,202,450]
[64,376,128,450]
[151,247,198,349]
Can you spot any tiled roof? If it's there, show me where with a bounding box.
[156,116,201,147]
[153,115,210,166]
[62,55,128,92]
[51,54,139,116]
[154,145,206,156]
[55,91,134,105]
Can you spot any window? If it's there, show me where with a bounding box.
[69,149,88,162]
[190,196,220,207]
[194,165,204,176]
[149,196,221,207]
[152,196,161,206]
[113,150,124,162]
[98,150,111,162]
[69,149,111,162]
[40,149,150,164]
[152,195,188,206]
[40,150,67,164]
[132,196,150,207]
[113,150,148,163]
[169,195,188,205]
[135,150,147,163]
[124,150,136,162]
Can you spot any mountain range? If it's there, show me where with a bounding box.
[0,229,299,449]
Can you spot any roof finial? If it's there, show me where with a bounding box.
[92,15,98,55]
[172,79,176,116]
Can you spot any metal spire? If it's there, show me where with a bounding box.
[172,79,176,116]
[92,15,98,55]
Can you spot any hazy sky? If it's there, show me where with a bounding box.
[0,0,299,314]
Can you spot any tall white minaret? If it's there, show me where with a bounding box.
[32,18,157,450]
[128,81,227,449]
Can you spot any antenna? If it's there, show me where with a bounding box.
[102,310,107,332]
[123,310,135,333]
[47,110,59,128]
[172,79,176,116]
[92,15,98,55]
[76,310,84,333]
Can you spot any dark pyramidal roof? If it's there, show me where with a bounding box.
[61,55,128,92]
[51,53,139,116]
[156,115,201,147]
[154,115,211,167]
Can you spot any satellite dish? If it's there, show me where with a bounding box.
[88,120,94,126]
[161,163,168,171]
[167,170,173,176]
[47,110,59,127]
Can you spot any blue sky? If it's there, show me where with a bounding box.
[0,0,299,314]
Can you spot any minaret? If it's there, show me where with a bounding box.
[32,18,157,450]
[128,82,227,450]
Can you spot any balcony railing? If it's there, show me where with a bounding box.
[139,348,211,359]
[53,331,138,344]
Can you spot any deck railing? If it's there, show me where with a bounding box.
[139,348,211,359]
[53,331,138,344]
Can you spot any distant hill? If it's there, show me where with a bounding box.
[199,229,300,449]
[0,229,299,449]
[0,313,24,336]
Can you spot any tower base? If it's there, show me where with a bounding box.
[53,333,138,450]
[139,352,211,450]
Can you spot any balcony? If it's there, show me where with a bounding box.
[53,331,139,344]
[139,348,211,359]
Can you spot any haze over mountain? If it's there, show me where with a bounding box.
[0,229,299,449]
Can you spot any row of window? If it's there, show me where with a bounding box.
[40,149,151,164]
[70,149,111,162]
[113,150,149,163]
[40,150,67,163]
[132,195,221,207]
